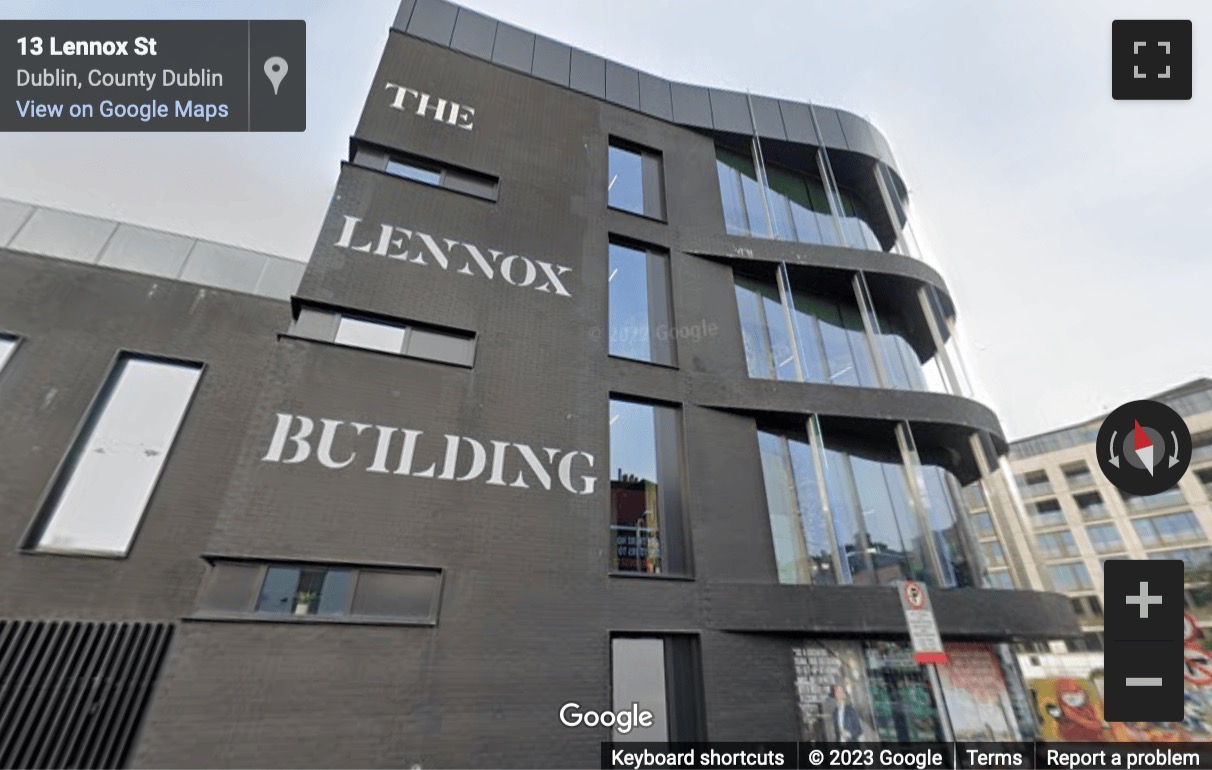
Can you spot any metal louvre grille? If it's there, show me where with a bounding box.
[0,620,173,770]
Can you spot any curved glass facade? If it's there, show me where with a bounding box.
[758,417,982,589]
[716,147,881,250]
[734,270,959,395]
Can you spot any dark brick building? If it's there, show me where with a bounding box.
[0,1,1078,767]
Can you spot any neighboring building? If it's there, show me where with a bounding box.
[0,1,1078,767]
[967,379,1212,682]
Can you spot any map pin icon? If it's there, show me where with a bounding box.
[264,57,288,95]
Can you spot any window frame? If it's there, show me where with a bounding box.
[607,238,677,368]
[21,350,205,559]
[194,557,445,627]
[351,142,499,202]
[608,138,666,221]
[607,395,692,578]
[286,302,477,368]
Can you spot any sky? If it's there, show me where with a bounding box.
[2,0,1210,440]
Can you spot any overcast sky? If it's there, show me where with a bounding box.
[2,0,1210,440]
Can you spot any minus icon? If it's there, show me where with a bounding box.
[1126,677,1163,686]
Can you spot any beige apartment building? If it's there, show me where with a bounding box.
[966,379,1212,680]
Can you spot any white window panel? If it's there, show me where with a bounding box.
[335,316,407,354]
[37,357,201,556]
[0,337,15,372]
[611,637,668,742]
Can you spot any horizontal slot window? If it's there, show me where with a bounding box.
[290,306,476,368]
[197,560,443,625]
[353,143,498,202]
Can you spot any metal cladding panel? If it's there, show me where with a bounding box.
[568,47,606,98]
[637,72,673,121]
[604,61,641,110]
[392,0,418,32]
[0,198,33,246]
[812,105,849,150]
[749,94,786,140]
[491,23,535,73]
[837,108,881,158]
[7,208,115,264]
[406,0,458,46]
[778,100,821,145]
[97,224,194,278]
[449,7,497,60]
[255,257,306,300]
[670,82,713,128]
[530,35,571,86]
[707,88,753,134]
[180,242,267,293]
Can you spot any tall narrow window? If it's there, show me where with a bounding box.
[609,140,665,219]
[609,398,687,575]
[608,242,675,365]
[757,427,836,585]
[28,355,202,556]
[0,335,16,374]
[611,635,704,742]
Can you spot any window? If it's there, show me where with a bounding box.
[198,560,443,624]
[1085,523,1124,553]
[1049,562,1094,592]
[1198,469,1212,497]
[352,143,499,202]
[1016,470,1052,498]
[335,316,407,354]
[734,273,882,389]
[1066,633,1104,653]
[1147,547,1212,570]
[757,428,837,585]
[1028,499,1066,528]
[982,540,1006,568]
[964,483,987,509]
[1036,531,1080,560]
[0,335,16,375]
[714,145,885,250]
[290,306,476,367]
[608,242,675,366]
[1074,491,1108,520]
[1070,596,1103,618]
[970,511,996,538]
[608,140,664,219]
[757,418,980,589]
[1061,462,1094,488]
[26,354,202,556]
[611,635,704,742]
[987,570,1014,589]
[609,398,687,575]
[1133,511,1204,548]
[1192,431,1212,462]
[1121,486,1188,513]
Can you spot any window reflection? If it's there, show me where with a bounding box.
[256,566,352,616]
[610,399,684,574]
[608,145,644,215]
[735,271,940,393]
[715,145,882,251]
[608,243,652,362]
[756,420,979,588]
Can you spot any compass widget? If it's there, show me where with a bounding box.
[1097,400,1191,496]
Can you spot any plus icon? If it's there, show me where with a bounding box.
[1112,20,1192,100]
[1126,581,1163,618]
